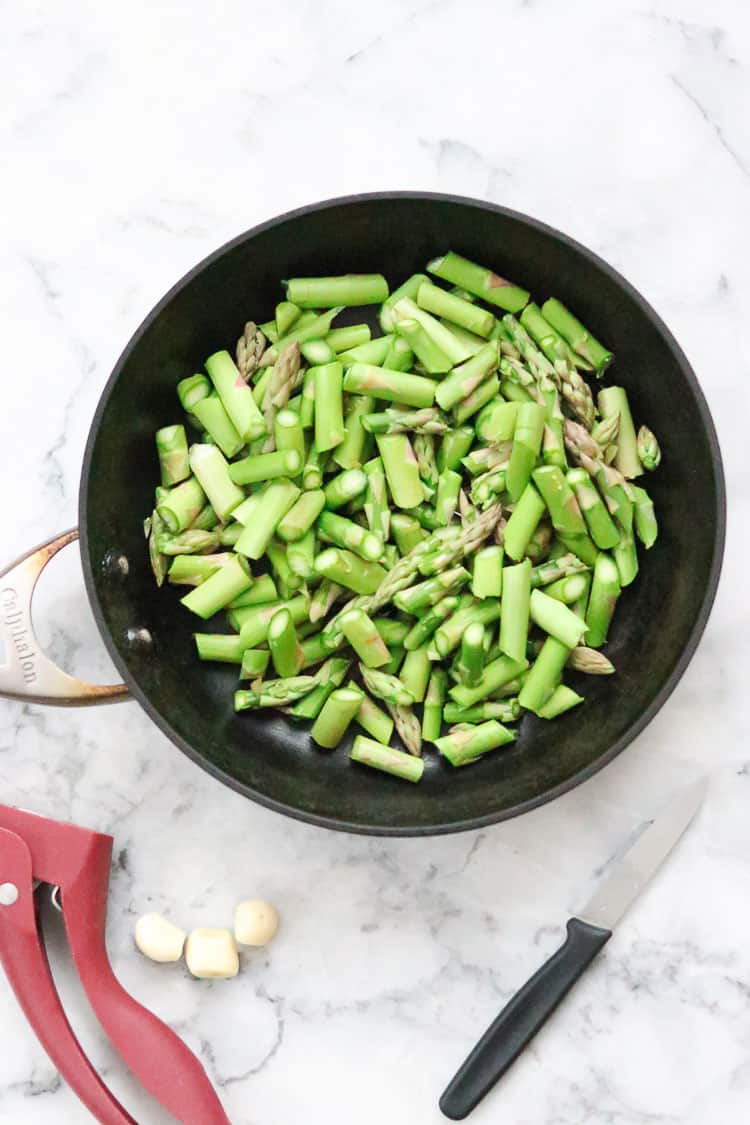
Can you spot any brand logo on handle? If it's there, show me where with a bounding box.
[0,587,37,684]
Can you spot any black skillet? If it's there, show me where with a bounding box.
[0,193,725,835]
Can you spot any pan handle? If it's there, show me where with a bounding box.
[0,530,128,706]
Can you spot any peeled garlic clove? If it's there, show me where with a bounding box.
[234,900,279,947]
[135,913,186,964]
[185,928,239,979]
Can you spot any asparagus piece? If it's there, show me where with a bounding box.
[519,302,583,371]
[177,373,211,413]
[314,548,386,594]
[434,468,462,526]
[541,572,590,604]
[351,686,394,744]
[188,444,244,524]
[194,633,247,663]
[361,456,390,542]
[435,342,499,412]
[475,399,519,444]
[387,702,422,756]
[448,653,528,708]
[236,320,267,380]
[614,527,639,588]
[631,485,658,549]
[373,619,410,645]
[235,677,319,711]
[323,468,367,510]
[436,720,516,766]
[205,350,266,441]
[359,665,415,706]
[181,554,253,619]
[403,595,460,650]
[499,559,532,662]
[472,545,504,598]
[433,599,502,657]
[383,645,405,675]
[287,530,317,582]
[454,375,501,425]
[414,434,439,496]
[398,645,431,703]
[458,622,486,686]
[340,608,390,668]
[417,280,494,337]
[391,512,427,555]
[361,407,448,437]
[156,529,220,556]
[344,363,437,409]
[261,308,342,367]
[537,684,584,719]
[327,324,371,352]
[302,442,324,490]
[383,335,414,372]
[442,700,520,724]
[332,394,374,470]
[598,386,641,479]
[299,630,331,668]
[390,296,473,364]
[238,594,310,648]
[566,467,619,549]
[309,579,344,624]
[637,425,661,471]
[422,668,447,742]
[274,407,305,464]
[229,448,301,486]
[350,735,424,783]
[228,573,278,608]
[272,301,299,338]
[239,649,272,679]
[585,553,621,646]
[531,465,587,537]
[218,523,243,547]
[285,274,388,308]
[438,425,475,472]
[395,316,453,374]
[338,337,391,366]
[507,403,546,501]
[313,361,345,452]
[525,519,553,564]
[379,273,428,333]
[235,480,300,559]
[156,477,206,533]
[285,657,351,720]
[277,490,326,542]
[568,647,615,675]
[191,395,244,458]
[540,299,613,374]
[301,338,336,369]
[168,553,232,585]
[318,510,383,561]
[267,608,304,677]
[394,567,469,613]
[156,425,190,487]
[518,637,571,713]
[427,252,529,314]
[529,589,588,648]
[504,484,546,561]
[376,434,425,510]
[310,687,364,749]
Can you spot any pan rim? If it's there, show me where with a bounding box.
[79,190,726,836]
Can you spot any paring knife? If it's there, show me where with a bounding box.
[440,778,707,1120]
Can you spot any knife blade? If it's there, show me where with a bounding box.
[440,778,707,1120]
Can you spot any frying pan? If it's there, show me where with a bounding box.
[0,193,725,836]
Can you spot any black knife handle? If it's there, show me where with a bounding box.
[440,917,612,1120]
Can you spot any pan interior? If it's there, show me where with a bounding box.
[80,194,724,835]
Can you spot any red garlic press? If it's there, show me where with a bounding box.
[0,803,232,1124]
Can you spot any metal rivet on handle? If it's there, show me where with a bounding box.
[0,883,19,906]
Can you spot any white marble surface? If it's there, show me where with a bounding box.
[0,1,747,1121]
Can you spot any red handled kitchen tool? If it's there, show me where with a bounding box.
[0,804,232,1124]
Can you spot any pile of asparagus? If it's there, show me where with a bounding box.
[145,253,661,782]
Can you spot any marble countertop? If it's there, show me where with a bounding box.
[1,1,747,1121]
